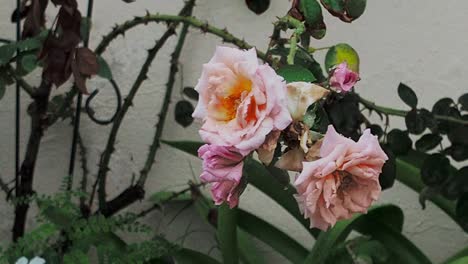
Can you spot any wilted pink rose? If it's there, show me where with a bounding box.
[198,144,245,208]
[329,62,359,92]
[294,125,387,230]
[193,46,292,155]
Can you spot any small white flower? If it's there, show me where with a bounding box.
[15,257,45,264]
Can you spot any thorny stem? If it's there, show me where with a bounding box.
[13,78,52,241]
[96,1,195,216]
[138,22,191,187]
[95,14,267,62]
[78,133,90,210]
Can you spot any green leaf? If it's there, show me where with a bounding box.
[245,0,270,14]
[304,205,411,264]
[174,100,194,127]
[442,246,468,264]
[324,43,359,72]
[218,204,238,264]
[415,133,442,152]
[174,248,221,264]
[237,229,267,264]
[183,86,199,100]
[354,217,431,264]
[405,109,425,135]
[0,44,16,66]
[421,153,451,187]
[459,93,468,111]
[162,140,320,238]
[346,0,367,20]
[395,151,462,231]
[398,83,418,108]
[277,65,316,83]
[300,0,326,39]
[269,46,326,82]
[321,0,367,22]
[379,146,396,190]
[20,54,38,73]
[63,250,89,264]
[237,209,308,264]
[97,56,113,80]
[445,256,468,264]
[387,129,412,155]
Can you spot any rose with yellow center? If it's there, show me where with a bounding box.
[192,46,292,155]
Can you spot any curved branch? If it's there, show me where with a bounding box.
[96,1,196,214]
[95,14,267,61]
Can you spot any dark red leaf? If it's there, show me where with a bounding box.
[22,0,49,38]
[43,49,72,87]
[57,6,81,33]
[75,47,99,76]
[71,57,88,94]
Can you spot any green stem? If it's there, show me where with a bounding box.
[95,14,267,61]
[358,95,468,125]
[309,46,332,52]
[277,16,305,65]
[218,204,238,264]
[138,8,192,187]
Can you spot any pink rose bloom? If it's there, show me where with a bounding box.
[193,46,292,155]
[329,62,359,92]
[198,144,245,208]
[294,125,387,230]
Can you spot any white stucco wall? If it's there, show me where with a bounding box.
[0,0,467,262]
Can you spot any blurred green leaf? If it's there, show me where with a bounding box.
[324,43,359,72]
[277,65,316,83]
[398,83,418,108]
[442,246,468,264]
[174,248,221,264]
[237,209,308,264]
[396,151,463,231]
[304,205,422,264]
